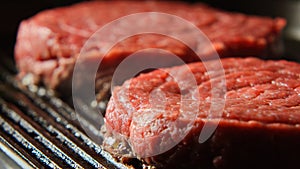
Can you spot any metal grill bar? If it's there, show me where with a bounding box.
[0,98,85,169]
[0,116,60,169]
[0,55,133,169]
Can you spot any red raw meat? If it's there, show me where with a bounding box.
[105,57,300,169]
[14,1,285,95]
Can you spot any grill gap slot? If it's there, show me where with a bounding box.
[0,99,85,169]
[0,61,131,168]
[0,87,104,168]
[0,116,60,169]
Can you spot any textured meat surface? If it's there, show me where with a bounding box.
[14,1,285,93]
[105,57,300,169]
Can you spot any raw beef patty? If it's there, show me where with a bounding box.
[14,1,285,96]
[105,57,300,169]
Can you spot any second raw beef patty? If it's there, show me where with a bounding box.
[105,57,300,169]
[14,1,285,95]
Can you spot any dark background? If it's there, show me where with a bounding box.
[0,0,299,59]
[0,0,83,56]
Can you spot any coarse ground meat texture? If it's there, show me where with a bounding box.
[105,57,300,169]
[14,1,285,97]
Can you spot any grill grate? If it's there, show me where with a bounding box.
[0,55,135,169]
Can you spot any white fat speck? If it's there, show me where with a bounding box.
[28,84,38,93]
[98,101,107,109]
[22,74,34,86]
[105,137,117,146]
[37,88,46,96]
[90,100,98,108]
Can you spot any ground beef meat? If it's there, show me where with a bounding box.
[105,57,300,169]
[14,1,285,96]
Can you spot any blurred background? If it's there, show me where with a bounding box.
[0,0,299,59]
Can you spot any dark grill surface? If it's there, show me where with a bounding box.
[0,54,132,169]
